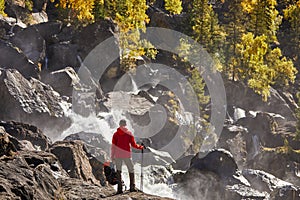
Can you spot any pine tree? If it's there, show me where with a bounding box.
[191,0,225,56]
[241,0,282,43]
[283,1,300,63]
[0,0,5,15]
[51,0,95,24]
[222,0,246,80]
[237,33,297,101]
[164,0,183,14]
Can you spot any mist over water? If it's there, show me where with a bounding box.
[58,108,175,198]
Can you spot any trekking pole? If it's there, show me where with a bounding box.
[140,143,144,192]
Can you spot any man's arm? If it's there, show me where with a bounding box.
[130,135,144,150]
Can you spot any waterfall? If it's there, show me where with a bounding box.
[59,108,175,198]
[252,135,260,158]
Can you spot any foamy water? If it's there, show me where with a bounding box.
[58,108,175,198]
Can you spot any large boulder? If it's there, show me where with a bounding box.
[49,140,99,184]
[41,67,80,97]
[73,19,116,59]
[225,81,296,121]
[248,148,300,186]
[10,24,46,66]
[0,121,51,150]
[47,42,79,71]
[0,40,39,78]
[0,69,71,140]
[189,149,238,179]
[0,126,17,157]
[0,151,66,200]
[33,21,62,42]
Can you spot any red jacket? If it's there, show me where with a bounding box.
[111,126,143,159]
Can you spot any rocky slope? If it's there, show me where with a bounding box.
[0,121,172,199]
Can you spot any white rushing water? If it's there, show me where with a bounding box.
[58,108,175,198]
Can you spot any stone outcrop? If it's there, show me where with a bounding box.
[49,140,99,184]
[0,69,71,140]
[0,121,51,150]
[0,40,39,78]
[175,149,300,200]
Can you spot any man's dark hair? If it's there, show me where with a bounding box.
[119,119,127,126]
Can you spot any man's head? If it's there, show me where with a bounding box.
[119,119,127,127]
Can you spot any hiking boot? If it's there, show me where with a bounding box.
[116,170,123,194]
[129,173,139,192]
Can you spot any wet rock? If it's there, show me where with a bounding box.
[47,42,79,71]
[171,154,194,171]
[0,40,38,78]
[33,21,62,42]
[242,169,296,192]
[0,69,71,140]
[189,149,238,179]
[10,24,46,66]
[63,132,112,185]
[73,19,116,59]
[270,184,300,199]
[225,81,296,121]
[63,132,111,155]
[49,140,99,184]
[41,67,80,97]
[0,121,51,150]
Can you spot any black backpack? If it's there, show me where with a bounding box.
[104,162,119,185]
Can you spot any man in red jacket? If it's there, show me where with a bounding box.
[111,119,144,194]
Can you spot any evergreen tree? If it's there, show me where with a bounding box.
[164,0,183,14]
[283,1,300,63]
[191,0,225,55]
[51,0,95,24]
[222,0,246,80]
[237,33,297,100]
[0,0,5,15]
[241,0,282,43]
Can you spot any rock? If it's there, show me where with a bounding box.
[32,0,47,12]
[0,40,39,78]
[175,168,245,200]
[31,11,48,24]
[63,132,113,185]
[147,6,188,33]
[47,42,79,71]
[73,19,116,59]
[0,127,17,157]
[41,67,80,97]
[171,154,194,171]
[189,149,238,179]
[225,81,296,121]
[63,132,111,158]
[248,149,300,186]
[0,69,71,140]
[57,177,113,199]
[4,2,32,26]
[49,140,99,184]
[242,169,295,192]
[270,185,300,200]
[33,21,62,42]
[0,121,51,150]
[0,152,66,200]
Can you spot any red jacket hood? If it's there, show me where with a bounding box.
[116,127,131,135]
